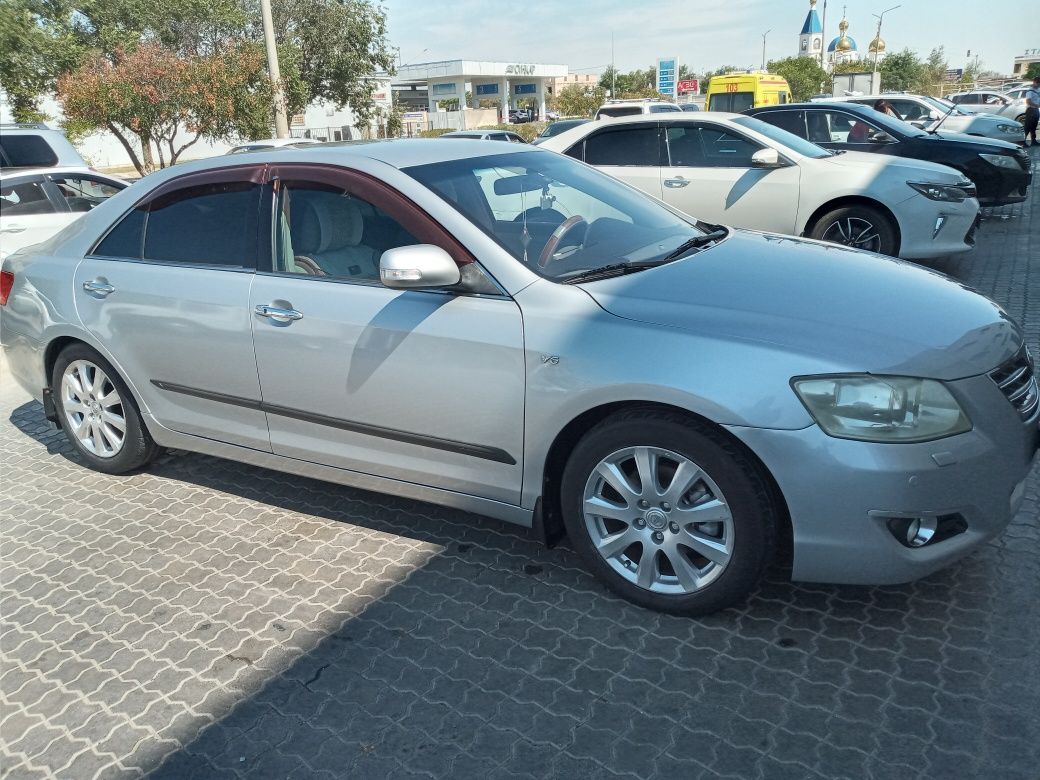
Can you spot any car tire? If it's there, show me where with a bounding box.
[809,204,898,256]
[560,409,778,616]
[52,343,160,474]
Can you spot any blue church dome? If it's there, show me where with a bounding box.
[828,35,858,52]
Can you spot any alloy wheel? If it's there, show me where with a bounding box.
[822,216,882,252]
[61,360,126,458]
[581,446,734,595]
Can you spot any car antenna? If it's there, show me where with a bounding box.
[928,99,958,135]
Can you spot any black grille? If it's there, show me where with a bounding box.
[989,347,1039,420]
[1014,150,1032,172]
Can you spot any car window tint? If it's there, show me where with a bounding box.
[760,110,806,138]
[889,100,928,120]
[0,179,55,216]
[144,181,260,267]
[708,92,754,112]
[598,106,643,117]
[696,126,763,166]
[648,104,680,113]
[51,176,123,212]
[665,126,706,166]
[94,207,146,258]
[0,136,58,167]
[584,126,663,166]
[274,180,419,282]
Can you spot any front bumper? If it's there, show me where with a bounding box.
[897,195,979,259]
[972,154,1032,206]
[727,372,1038,585]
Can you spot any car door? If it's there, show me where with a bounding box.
[658,120,801,233]
[0,175,70,257]
[74,165,271,451]
[248,163,526,504]
[804,108,898,155]
[578,123,665,201]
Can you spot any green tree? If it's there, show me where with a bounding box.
[767,56,828,101]
[918,46,949,95]
[1025,62,1040,80]
[878,48,923,92]
[57,42,287,175]
[549,83,606,117]
[831,61,865,75]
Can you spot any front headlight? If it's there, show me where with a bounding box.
[996,123,1022,134]
[792,375,972,443]
[907,181,969,202]
[979,153,1020,169]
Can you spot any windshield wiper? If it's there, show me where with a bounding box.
[661,228,728,261]
[560,259,670,284]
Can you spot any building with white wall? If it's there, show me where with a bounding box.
[388,60,568,124]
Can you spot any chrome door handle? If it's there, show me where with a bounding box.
[82,280,115,296]
[1,223,26,233]
[664,177,690,188]
[254,304,303,322]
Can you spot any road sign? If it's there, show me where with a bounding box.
[944,68,963,82]
[657,57,678,100]
[678,78,699,94]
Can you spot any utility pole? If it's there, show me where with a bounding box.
[761,29,771,71]
[611,32,616,98]
[872,5,900,76]
[260,0,289,139]
[819,0,828,68]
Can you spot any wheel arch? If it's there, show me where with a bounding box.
[534,400,793,568]
[800,196,902,255]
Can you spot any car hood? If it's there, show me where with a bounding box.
[929,131,1020,152]
[815,149,967,182]
[579,230,1022,381]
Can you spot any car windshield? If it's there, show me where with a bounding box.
[404,150,708,281]
[730,116,832,158]
[538,121,585,138]
[922,96,967,116]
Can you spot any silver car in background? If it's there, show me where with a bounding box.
[2,141,1036,615]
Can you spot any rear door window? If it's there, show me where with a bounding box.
[0,135,59,168]
[760,110,807,138]
[583,126,665,166]
[0,178,56,216]
[94,179,261,267]
[709,92,754,112]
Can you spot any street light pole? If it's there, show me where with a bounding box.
[761,29,771,71]
[260,0,289,138]
[872,5,901,75]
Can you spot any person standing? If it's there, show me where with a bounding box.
[1024,76,1040,148]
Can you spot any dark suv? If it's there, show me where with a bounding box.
[746,103,1031,206]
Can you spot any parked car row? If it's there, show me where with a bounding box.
[3,132,1037,617]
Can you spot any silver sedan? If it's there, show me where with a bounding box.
[1,140,1036,615]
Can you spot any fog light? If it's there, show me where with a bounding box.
[932,216,947,239]
[905,517,938,547]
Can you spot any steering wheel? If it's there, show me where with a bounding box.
[293,255,327,276]
[538,215,587,268]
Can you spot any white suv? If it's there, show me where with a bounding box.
[540,113,979,260]
[0,124,88,169]
[595,99,682,120]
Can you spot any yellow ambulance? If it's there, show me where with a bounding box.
[705,72,792,112]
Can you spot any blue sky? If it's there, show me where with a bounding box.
[382,0,1036,76]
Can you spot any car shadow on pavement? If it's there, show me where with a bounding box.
[6,399,1038,779]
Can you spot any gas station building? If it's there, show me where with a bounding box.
[390,60,568,123]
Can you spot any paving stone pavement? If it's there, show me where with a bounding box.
[2,152,1038,780]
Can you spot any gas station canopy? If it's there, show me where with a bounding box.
[389,60,568,122]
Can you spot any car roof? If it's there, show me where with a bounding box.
[0,166,127,182]
[589,112,743,125]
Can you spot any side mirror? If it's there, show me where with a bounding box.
[867,131,897,144]
[379,244,461,289]
[750,148,783,168]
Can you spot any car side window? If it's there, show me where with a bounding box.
[806,111,883,144]
[50,176,123,212]
[694,125,764,167]
[890,100,928,120]
[0,178,55,217]
[273,180,420,282]
[760,110,806,139]
[0,136,58,168]
[94,180,260,267]
[664,126,706,166]
[583,126,664,166]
